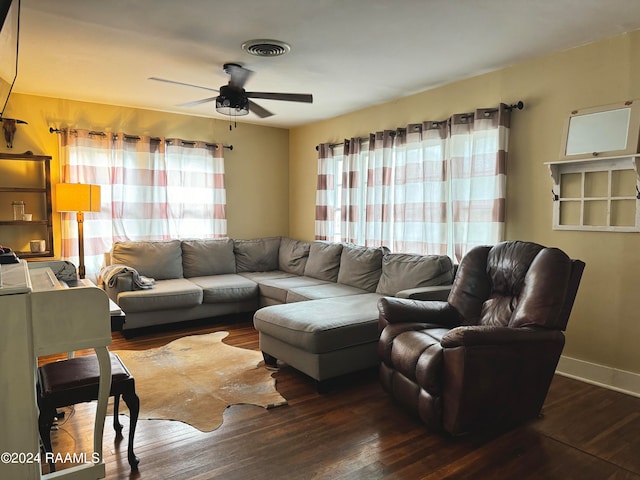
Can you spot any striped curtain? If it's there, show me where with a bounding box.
[448,106,508,261]
[60,130,115,280]
[342,138,368,244]
[60,129,227,280]
[365,131,394,247]
[314,143,337,241]
[393,122,449,255]
[314,104,510,262]
[165,139,227,239]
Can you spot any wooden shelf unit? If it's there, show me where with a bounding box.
[0,152,54,257]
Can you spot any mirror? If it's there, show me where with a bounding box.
[560,101,640,159]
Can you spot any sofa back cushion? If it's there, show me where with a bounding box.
[234,237,281,272]
[181,238,236,277]
[337,244,387,292]
[376,253,454,296]
[111,240,183,280]
[304,242,343,282]
[278,237,312,275]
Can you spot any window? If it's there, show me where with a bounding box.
[58,130,227,279]
[316,105,511,262]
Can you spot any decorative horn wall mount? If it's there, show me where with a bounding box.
[1,117,27,148]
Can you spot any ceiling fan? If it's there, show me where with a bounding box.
[149,63,313,119]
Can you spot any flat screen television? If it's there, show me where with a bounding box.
[0,0,19,118]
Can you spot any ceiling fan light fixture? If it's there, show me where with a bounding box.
[242,39,291,57]
[215,86,249,116]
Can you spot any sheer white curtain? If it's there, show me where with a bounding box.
[314,104,510,261]
[60,129,227,280]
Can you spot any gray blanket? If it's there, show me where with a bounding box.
[99,264,156,289]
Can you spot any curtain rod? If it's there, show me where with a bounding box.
[48,127,233,150]
[315,101,524,151]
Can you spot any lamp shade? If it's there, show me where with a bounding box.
[56,183,101,213]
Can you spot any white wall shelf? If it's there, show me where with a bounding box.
[545,155,640,232]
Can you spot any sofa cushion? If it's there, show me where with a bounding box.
[286,283,368,303]
[116,278,202,313]
[188,274,258,304]
[181,238,236,277]
[258,276,330,304]
[304,242,343,282]
[234,237,281,272]
[376,253,454,296]
[278,237,311,275]
[337,244,387,292]
[238,271,297,282]
[111,240,183,280]
[253,293,383,354]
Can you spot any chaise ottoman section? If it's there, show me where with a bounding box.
[285,283,368,303]
[116,278,203,313]
[253,293,384,384]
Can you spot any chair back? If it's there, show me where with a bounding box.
[449,241,584,330]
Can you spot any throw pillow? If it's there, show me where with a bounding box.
[376,253,454,296]
[337,243,387,292]
[278,237,311,275]
[234,237,281,272]
[304,242,343,282]
[111,240,183,280]
[181,238,236,277]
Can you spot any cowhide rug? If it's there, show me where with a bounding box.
[112,331,287,432]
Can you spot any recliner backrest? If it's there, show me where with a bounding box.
[449,241,584,330]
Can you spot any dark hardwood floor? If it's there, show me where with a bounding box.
[39,314,640,480]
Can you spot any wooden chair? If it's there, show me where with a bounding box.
[37,352,140,471]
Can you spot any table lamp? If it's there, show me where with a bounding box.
[56,183,101,279]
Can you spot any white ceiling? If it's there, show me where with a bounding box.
[11,0,640,128]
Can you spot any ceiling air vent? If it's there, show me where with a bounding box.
[242,39,291,57]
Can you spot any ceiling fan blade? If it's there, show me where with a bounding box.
[177,96,217,107]
[246,92,313,103]
[248,100,274,118]
[225,64,253,89]
[148,77,219,93]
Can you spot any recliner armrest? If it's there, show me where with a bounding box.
[441,325,565,348]
[378,297,460,329]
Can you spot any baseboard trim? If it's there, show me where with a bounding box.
[556,355,640,398]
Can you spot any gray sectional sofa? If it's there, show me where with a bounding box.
[102,236,455,386]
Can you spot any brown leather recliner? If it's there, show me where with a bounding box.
[378,240,585,435]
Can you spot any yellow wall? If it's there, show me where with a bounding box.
[0,93,290,256]
[290,30,640,375]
